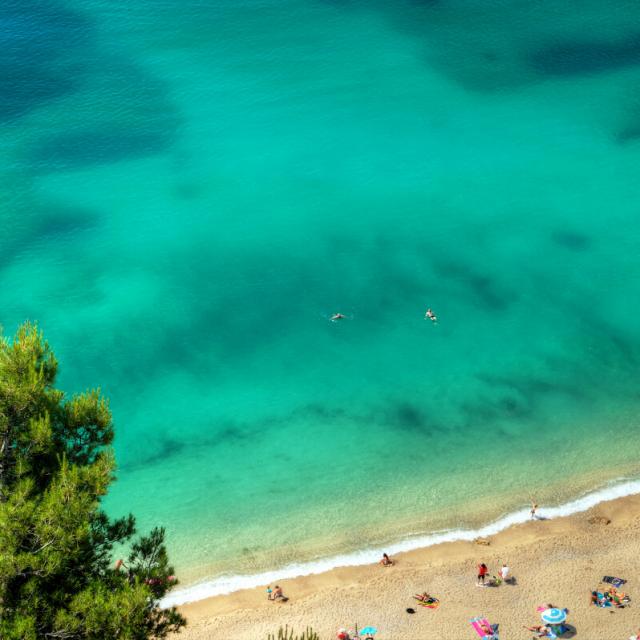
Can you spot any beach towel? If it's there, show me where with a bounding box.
[470,617,498,639]
[603,576,626,588]
[413,595,440,609]
[593,592,612,608]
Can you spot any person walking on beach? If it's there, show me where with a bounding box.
[477,563,489,586]
[530,498,538,519]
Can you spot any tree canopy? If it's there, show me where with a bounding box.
[0,322,186,639]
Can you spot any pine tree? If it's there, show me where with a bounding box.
[0,322,186,639]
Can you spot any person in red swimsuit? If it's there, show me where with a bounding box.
[477,563,489,585]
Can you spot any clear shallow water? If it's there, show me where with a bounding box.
[3,0,640,592]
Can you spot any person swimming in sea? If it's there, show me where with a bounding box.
[331,313,346,322]
[425,308,437,322]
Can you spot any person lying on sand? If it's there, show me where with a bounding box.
[523,624,549,637]
[380,552,393,567]
[414,592,433,602]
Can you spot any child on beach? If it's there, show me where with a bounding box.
[477,563,489,586]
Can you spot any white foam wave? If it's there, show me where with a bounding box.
[161,478,640,607]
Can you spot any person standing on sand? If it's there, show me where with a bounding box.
[477,562,489,586]
[530,499,538,519]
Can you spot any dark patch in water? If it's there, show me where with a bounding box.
[392,402,427,431]
[460,393,532,428]
[529,33,640,77]
[551,230,591,251]
[0,1,92,121]
[29,127,173,172]
[616,124,640,144]
[298,403,349,422]
[121,434,188,472]
[432,259,515,311]
[218,425,249,443]
[32,206,99,240]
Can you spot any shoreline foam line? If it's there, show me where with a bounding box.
[161,478,640,607]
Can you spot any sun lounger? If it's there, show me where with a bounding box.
[602,576,626,588]
[470,617,498,639]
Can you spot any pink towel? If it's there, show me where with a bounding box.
[471,617,494,638]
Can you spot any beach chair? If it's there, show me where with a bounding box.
[470,617,498,639]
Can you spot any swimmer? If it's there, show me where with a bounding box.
[425,308,437,322]
[331,313,346,322]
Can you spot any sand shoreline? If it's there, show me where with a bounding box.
[177,492,640,639]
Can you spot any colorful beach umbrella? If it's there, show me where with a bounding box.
[359,627,377,636]
[540,608,567,624]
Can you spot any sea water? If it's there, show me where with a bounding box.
[2,0,640,600]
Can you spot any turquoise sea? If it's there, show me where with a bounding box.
[3,0,640,599]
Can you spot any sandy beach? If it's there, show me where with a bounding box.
[177,493,640,639]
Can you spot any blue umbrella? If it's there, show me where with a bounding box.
[359,627,377,636]
[541,608,567,624]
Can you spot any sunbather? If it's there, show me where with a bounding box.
[471,617,498,639]
[605,586,629,607]
[414,592,433,602]
[272,585,287,602]
[523,624,548,637]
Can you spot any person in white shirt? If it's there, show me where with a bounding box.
[499,563,510,582]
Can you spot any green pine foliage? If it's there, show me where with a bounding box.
[267,625,320,640]
[0,322,186,639]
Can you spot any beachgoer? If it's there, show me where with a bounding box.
[523,625,548,637]
[380,552,393,567]
[530,499,538,519]
[331,313,346,322]
[477,563,489,586]
[267,586,273,600]
[337,629,350,640]
[414,592,432,602]
[272,585,285,601]
[499,563,510,582]
[425,308,437,322]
